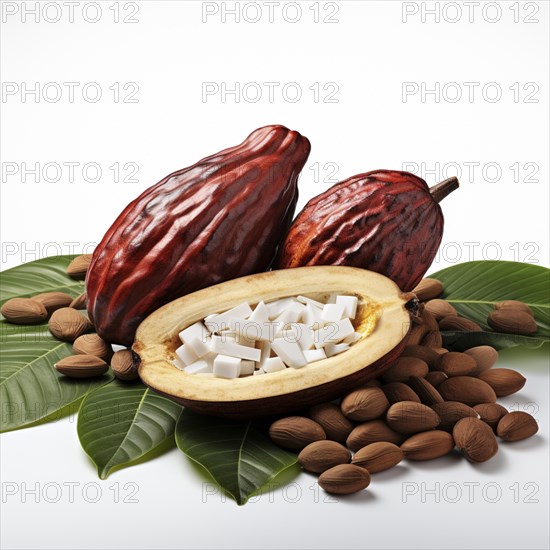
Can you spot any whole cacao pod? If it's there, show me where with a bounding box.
[276,171,458,291]
[87,125,310,345]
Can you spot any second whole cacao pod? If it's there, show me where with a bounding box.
[276,171,458,291]
[86,125,311,345]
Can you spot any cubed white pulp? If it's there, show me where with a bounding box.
[173,294,361,379]
[213,355,241,379]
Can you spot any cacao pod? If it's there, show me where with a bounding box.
[276,171,458,291]
[136,266,414,418]
[87,125,310,345]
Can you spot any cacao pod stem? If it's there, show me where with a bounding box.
[404,293,421,317]
[430,176,459,203]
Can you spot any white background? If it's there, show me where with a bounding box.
[1,1,549,548]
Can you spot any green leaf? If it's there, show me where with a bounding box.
[176,410,299,505]
[0,255,112,432]
[0,321,113,432]
[0,255,84,305]
[429,261,550,350]
[441,330,546,352]
[78,380,183,479]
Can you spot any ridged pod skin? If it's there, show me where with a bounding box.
[277,171,458,291]
[86,125,311,345]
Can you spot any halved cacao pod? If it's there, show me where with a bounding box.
[135,266,415,418]
[276,171,458,291]
[87,125,310,345]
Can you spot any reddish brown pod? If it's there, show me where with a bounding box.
[276,171,458,291]
[87,125,311,345]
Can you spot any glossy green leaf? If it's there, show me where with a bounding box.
[0,255,84,305]
[430,261,550,350]
[78,380,183,479]
[176,410,299,505]
[0,256,112,432]
[441,330,547,352]
[0,321,113,432]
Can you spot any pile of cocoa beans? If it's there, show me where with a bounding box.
[268,278,539,495]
